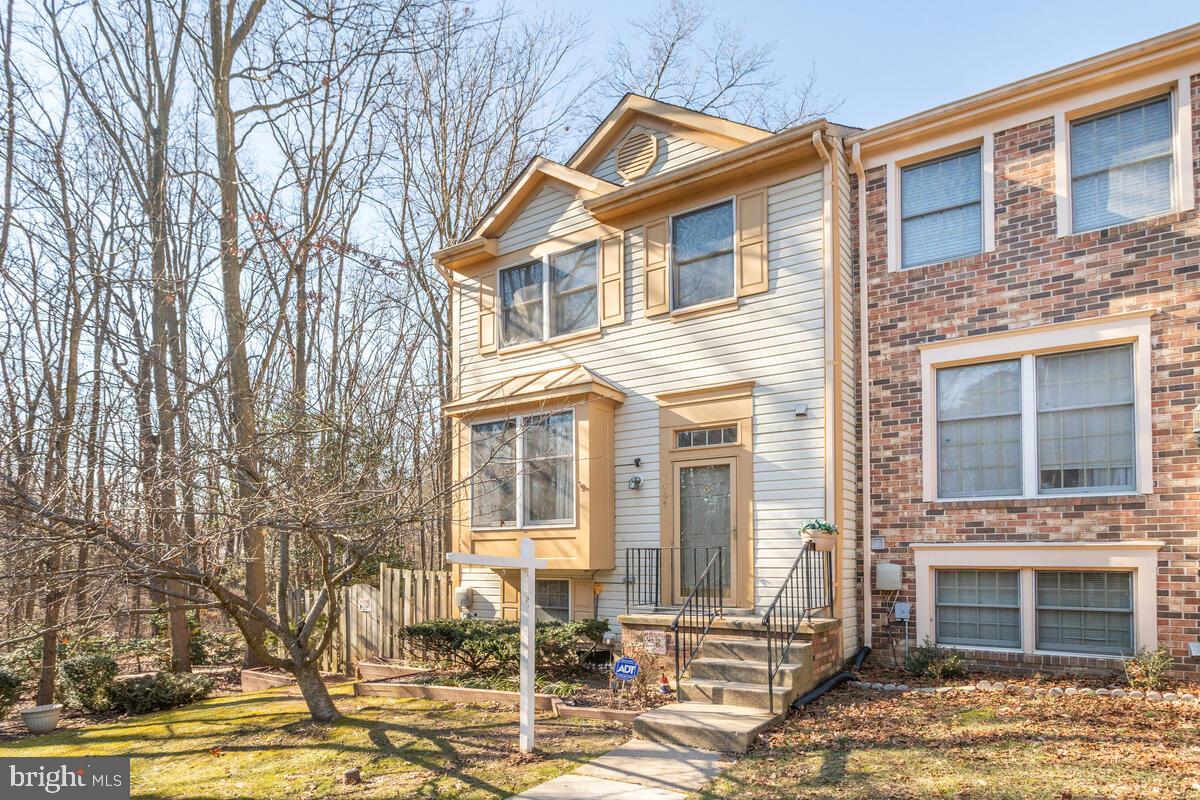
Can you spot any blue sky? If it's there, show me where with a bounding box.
[499,0,1197,129]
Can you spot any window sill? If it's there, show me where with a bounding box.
[470,524,578,536]
[1066,208,1192,239]
[927,492,1146,510]
[497,328,602,358]
[894,249,988,274]
[668,296,739,322]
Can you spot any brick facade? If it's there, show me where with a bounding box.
[859,74,1200,676]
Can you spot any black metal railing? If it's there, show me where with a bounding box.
[670,548,725,701]
[761,542,834,714]
[624,546,728,613]
[625,547,663,611]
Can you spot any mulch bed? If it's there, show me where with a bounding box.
[855,661,1200,694]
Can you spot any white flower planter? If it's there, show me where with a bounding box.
[801,531,838,552]
[20,703,62,734]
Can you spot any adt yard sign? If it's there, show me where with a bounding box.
[613,656,639,681]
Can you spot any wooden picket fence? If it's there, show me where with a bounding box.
[378,567,453,661]
[288,566,452,675]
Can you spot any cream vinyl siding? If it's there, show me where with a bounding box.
[458,171,829,620]
[591,125,724,185]
[833,146,860,656]
[497,185,593,255]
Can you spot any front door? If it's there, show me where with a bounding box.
[672,457,735,603]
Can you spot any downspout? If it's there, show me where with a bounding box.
[851,142,872,649]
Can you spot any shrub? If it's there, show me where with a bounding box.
[0,669,21,718]
[59,654,119,711]
[904,639,965,680]
[1125,646,1173,691]
[403,617,608,675]
[108,672,214,715]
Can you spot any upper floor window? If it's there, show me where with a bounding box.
[901,148,982,268]
[672,200,734,310]
[935,344,1136,499]
[499,243,598,348]
[470,410,575,528]
[1070,94,1173,232]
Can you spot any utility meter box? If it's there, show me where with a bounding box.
[876,562,903,592]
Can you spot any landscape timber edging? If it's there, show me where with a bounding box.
[352,679,642,721]
[355,661,429,681]
[239,667,345,693]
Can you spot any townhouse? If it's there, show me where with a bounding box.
[435,23,1200,682]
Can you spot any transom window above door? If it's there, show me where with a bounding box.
[675,424,738,449]
[672,200,735,310]
[498,242,598,348]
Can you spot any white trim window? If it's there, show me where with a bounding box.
[1035,570,1134,656]
[534,579,571,622]
[935,344,1135,499]
[913,542,1160,659]
[499,243,599,347]
[470,410,575,529]
[1070,94,1174,233]
[671,199,735,310]
[921,313,1151,502]
[935,569,1021,649]
[901,148,983,268]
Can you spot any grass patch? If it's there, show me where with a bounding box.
[700,686,1200,800]
[0,684,627,799]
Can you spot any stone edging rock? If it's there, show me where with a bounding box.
[848,679,1197,704]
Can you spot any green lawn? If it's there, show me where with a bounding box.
[700,686,1200,800]
[0,685,628,799]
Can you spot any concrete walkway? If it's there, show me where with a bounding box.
[508,738,730,799]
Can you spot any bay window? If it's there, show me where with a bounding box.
[471,410,575,528]
[498,243,598,348]
[672,200,735,310]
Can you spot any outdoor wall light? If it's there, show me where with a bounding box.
[628,475,644,490]
[1193,405,1200,446]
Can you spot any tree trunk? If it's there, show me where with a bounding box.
[291,655,340,723]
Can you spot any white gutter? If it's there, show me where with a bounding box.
[851,142,873,648]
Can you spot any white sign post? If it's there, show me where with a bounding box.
[446,538,547,752]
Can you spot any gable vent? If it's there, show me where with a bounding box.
[615,130,659,180]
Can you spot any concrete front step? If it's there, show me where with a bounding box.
[695,638,811,666]
[679,677,794,710]
[686,656,810,686]
[634,702,778,753]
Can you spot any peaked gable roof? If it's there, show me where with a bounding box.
[568,94,771,176]
[443,364,626,416]
[434,158,617,270]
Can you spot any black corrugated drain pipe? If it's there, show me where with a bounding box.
[791,646,871,710]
